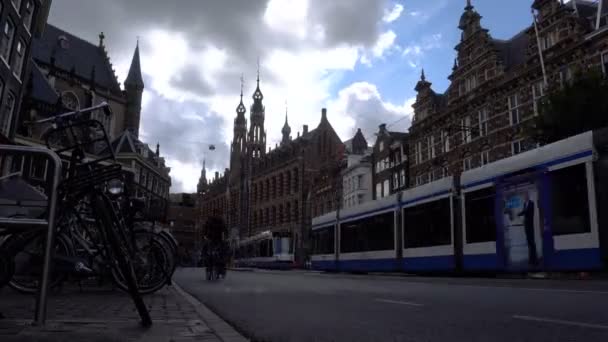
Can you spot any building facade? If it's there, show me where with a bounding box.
[14,24,171,218]
[408,0,608,187]
[196,78,344,262]
[342,128,372,209]
[371,123,409,199]
[167,193,196,265]
[0,0,51,141]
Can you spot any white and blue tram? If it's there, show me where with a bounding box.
[311,130,608,273]
[234,230,294,269]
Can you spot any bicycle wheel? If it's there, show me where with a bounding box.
[111,230,171,295]
[4,232,72,294]
[92,194,152,327]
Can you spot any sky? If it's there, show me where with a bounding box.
[47,0,539,193]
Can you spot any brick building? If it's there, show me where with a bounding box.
[167,193,196,264]
[371,123,409,199]
[0,0,51,141]
[196,77,343,262]
[408,0,608,187]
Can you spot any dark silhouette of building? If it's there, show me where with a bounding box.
[0,0,51,141]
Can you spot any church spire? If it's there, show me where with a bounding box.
[125,39,144,90]
[235,74,246,123]
[281,102,291,145]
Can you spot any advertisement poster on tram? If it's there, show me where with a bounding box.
[501,186,543,270]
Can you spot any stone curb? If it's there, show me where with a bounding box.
[172,283,249,342]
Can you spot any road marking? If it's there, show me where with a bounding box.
[375,298,424,307]
[457,284,608,295]
[513,315,608,330]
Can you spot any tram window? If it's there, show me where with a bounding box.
[550,164,591,235]
[403,198,451,248]
[312,226,334,255]
[340,212,394,253]
[465,187,497,243]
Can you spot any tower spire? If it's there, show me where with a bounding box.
[421,68,426,81]
[466,0,473,10]
[125,39,144,89]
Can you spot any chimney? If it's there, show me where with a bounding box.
[321,108,327,120]
[379,123,387,132]
[297,132,300,138]
[215,171,219,180]
[303,125,309,135]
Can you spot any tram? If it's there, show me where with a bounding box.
[234,230,294,269]
[311,129,608,273]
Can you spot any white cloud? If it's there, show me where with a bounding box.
[372,30,397,58]
[383,3,404,23]
[401,33,443,68]
[327,82,414,142]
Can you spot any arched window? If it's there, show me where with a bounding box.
[293,168,299,192]
[286,202,291,223]
[61,91,80,111]
[286,172,291,195]
[272,206,277,226]
[278,173,283,197]
[293,200,299,221]
[278,205,283,224]
[265,179,270,201]
[271,176,277,199]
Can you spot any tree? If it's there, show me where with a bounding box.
[531,71,608,145]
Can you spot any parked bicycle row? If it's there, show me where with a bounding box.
[0,102,178,326]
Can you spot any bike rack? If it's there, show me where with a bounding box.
[0,145,62,326]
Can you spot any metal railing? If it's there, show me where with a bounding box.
[0,145,62,326]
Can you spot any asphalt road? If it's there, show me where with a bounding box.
[175,268,608,342]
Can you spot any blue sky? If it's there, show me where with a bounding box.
[336,0,535,104]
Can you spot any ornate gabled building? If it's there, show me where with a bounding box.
[14,24,171,219]
[371,123,409,199]
[409,0,608,187]
[196,76,344,262]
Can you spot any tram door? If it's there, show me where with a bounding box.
[501,184,543,270]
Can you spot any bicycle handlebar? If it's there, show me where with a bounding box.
[24,102,113,125]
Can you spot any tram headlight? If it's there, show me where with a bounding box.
[107,178,125,196]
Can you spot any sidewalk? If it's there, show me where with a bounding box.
[0,282,247,342]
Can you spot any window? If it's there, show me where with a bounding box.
[508,94,520,125]
[478,108,489,137]
[357,174,363,189]
[541,31,557,50]
[442,130,450,153]
[602,52,608,76]
[511,140,522,155]
[441,165,449,178]
[29,157,48,180]
[340,212,394,253]
[559,67,572,88]
[403,198,452,248]
[11,40,24,78]
[462,155,472,171]
[1,92,15,136]
[461,116,472,143]
[400,169,406,187]
[481,149,490,166]
[1,20,15,63]
[383,179,389,197]
[429,135,436,159]
[23,1,35,32]
[465,75,477,92]
[532,80,545,116]
[550,164,591,235]
[376,183,382,198]
[379,141,384,152]
[465,187,497,243]
[393,172,399,189]
[312,226,335,255]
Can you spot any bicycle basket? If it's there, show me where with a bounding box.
[60,163,123,195]
[44,119,115,167]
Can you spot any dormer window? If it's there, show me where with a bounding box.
[58,35,69,49]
